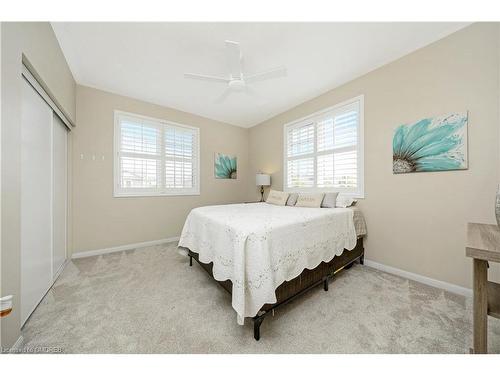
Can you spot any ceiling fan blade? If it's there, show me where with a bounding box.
[215,88,233,103]
[244,66,287,84]
[225,40,242,80]
[184,73,229,83]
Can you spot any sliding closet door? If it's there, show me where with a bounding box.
[52,113,68,278]
[21,78,53,325]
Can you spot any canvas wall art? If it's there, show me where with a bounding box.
[214,153,237,179]
[393,112,468,174]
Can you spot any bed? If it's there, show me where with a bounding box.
[178,202,366,340]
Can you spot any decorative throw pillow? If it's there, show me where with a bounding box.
[321,192,339,208]
[336,195,357,208]
[295,193,325,208]
[286,193,298,206]
[266,190,289,206]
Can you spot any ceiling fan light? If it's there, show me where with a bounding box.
[228,79,246,91]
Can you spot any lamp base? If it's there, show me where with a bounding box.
[260,185,265,202]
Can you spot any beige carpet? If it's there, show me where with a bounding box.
[21,242,500,353]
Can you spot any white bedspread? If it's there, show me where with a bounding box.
[178,202,357,324]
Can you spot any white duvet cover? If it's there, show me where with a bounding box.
[178,202,357,324]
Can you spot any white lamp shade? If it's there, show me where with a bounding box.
[256,173,271,186]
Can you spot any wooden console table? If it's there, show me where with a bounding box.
[466,223,500,354]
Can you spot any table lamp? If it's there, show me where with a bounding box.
[256,173,271,202]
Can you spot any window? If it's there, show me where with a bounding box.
[283,95,364,197]
[114,111,200,197]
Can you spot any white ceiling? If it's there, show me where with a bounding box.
[52,22,469,128]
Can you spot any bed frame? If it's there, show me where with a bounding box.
[185,237,364,341]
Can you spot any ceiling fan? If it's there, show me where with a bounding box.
[184,40,287,102]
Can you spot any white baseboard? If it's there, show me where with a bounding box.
[72,236,180,259]
[364,259,472,297]
[9,335,24,353]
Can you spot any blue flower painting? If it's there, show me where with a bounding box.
[393,112,468,174]
[215,153,237,179]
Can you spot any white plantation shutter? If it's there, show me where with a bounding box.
[287,122,314,157]
[286,122,315,187]
[287,158,314,188]
[114,111,199,196]
[119,118,161,190]
[165,126,196,189]
[284,96,364,197]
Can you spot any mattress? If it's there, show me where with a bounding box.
[178,202,358,324]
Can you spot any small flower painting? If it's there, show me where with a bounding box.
[214,153,237,179]
[393,112,468,174]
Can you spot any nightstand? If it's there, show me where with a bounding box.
[466,223,500,354]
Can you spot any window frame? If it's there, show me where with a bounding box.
[283,95,364,198]
[113,110,200,197]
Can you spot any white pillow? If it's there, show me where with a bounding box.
[266,190,289,206]
[336,195,356,208]
[295,193,325,208]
